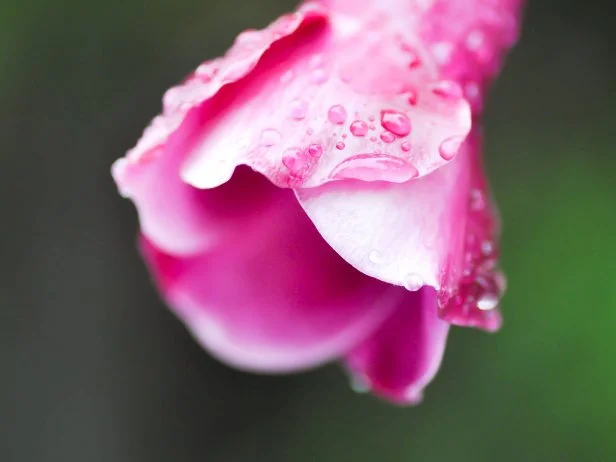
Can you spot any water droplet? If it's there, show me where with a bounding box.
[336,141,346,150]
[401,141,411,152]
[328,105,348,125]
[469,189,486,211]
[432,81,463,99]
[380,131,396,143]
[260,129,281,147]
[310,68,328,84]
[407,90,418,106]
[431,41,453,65]
[481,240,495,256]
[309,54,324,69]
[280,69,294,84]
[350,375,370,393]
[350,120,368,137]
[439,135,465,160]
[307,144,323,158]
[380,110,411,136]
[368,115,375,122]
[477,292,499,311]
[289,98,308,120]
[368,250,383,264]
[466,30,484,51]
[282,147,307,172]
[370,136,377,142]
[408,51,421,69]
[306,128,314,136]
[403,273,424,291]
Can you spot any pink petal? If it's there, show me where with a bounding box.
[157,3,470,190]
[139,167,404,372]
[297,129,503,332]
[346,287,449,404]
[417,0,525,112]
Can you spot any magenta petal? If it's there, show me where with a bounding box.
[297,129,503,332]
[139,167,403,372]
[346,287,449,404]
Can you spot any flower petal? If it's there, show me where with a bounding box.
[173,4,470,189]
[418,0,525,112]
[139,167,404,372]
[346,287,449,404]
[296,129,503,331]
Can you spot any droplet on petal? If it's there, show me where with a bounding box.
[311,68,329,84]
[336,141,346,150]
[407,90,418,106]
[439,135,465,160]
[350,120,368,137]
[260,129,281,147]
[289,98,309,120]
[431,81,463,99]
[401,141,411,152]
[403,273,424,291]
[328,105,348,125]
[308,144,323,158]
[330,154,419,182]
[282,147,307,172]
[380,131,396,143]
[380,110,411,136]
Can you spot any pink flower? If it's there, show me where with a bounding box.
[112,0,523,404]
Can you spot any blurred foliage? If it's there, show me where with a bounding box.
[2,0,615,461]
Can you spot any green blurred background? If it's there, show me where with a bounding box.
[2,0,615,460]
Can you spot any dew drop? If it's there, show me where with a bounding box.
[260,129,281,147]
[368,250,383,265]
[477,292,499,311]
[431,80,463,99]
[469,188,486,211]
[311,68,328,84]
[307,144,323,158]
[408,51,421,69]
[401,141,411,152]
[328,105,348,125]
[280,69,294,84]
[439,135,465,160]
[289,98,309,120]
[403,273,424,291]
[336,141,346,150]
[380,131,396,143]
[282,147,306,172]
[380,110,411,136]
[350,120,368,137]
[407,90,418,106]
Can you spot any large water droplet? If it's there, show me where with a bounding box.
[439,136,465,160]
[380,110,411,136]
[328,105,348,125]
[403,273,424,291]
[350,120,368,137]
[260,129,281,147]
[477,292,499,311]
[330,154,418,182]
[289,98,309,120]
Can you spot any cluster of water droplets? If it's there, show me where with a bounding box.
[437,187,505,332]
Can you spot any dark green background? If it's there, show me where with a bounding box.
[2,1,615,460]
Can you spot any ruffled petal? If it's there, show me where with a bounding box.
[346,287,449,404]
[297,129,503,332]
[172,4,471,189]
[139,167,404,372]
